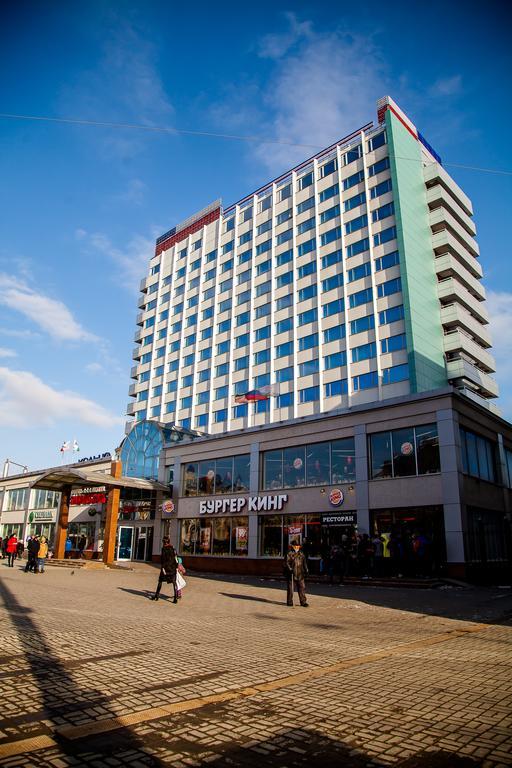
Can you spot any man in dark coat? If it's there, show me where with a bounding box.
[25,536,39,573]
[284,543,309,607]
[151,536,178,603]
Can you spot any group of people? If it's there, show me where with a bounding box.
[0,533,50,572]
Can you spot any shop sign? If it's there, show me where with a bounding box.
[70,489,107,506]
[78,452,112,463]
[329,488,344,506]
[162,500,175,517]
[28,510,57,523]
[199,494,288,515]
[321,512,357,526]
[235,526,248,549]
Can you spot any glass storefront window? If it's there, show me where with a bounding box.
[212,517,231,555]
[416,424,440,475]
[27,523,55,545]
[259,514,283,556]
[370,432,393,479]
[180,519,199,554]
[263,451,283,490]
[259,514,323,558]
[215,457,234,494]
[460,427,496,484]
[306,443,330,486]
[182,455,250,496]
[67,522,96,550]
[391,427,416,477]
[284,514,305,547]
[198,460,216,495]
[231,517,249,556]
[198,518,213,553]
[6,488,28,511]
[283,447,306,488]
[179,516,249,556]
[184,464,198,496]
[233,455,250,492]
[331,438,356,484]
[1,523,24,540]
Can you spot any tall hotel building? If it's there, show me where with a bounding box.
[128,97,497,431]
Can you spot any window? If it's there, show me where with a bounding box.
[377,277,402,298]
[196,391,210,405]
[342,144,362,165]
[382,363,409,384]
[224,217,235,232]
[368,131,386,151]
[343,170,364,191]
[346,237,370,259]
[319,183,339,203]
[276,366,293,383]
[254,325,271,341]
[205,249,217,262]
[262,438,355,491]
[219,279,231,293]
[139,371,150,383]
[235,333,249,349]
[259,195,272,213]
[299,359,319,376]
[298,284,317,302]
[213,408,227,423]
[349,287,373,309]
[348,261,371,283]
[169,341,180,353]
[298,308,318,326]
[276,294,293,311]
[373,225,397,247]
[276,209,292,226]
[236,311,250,326]
[256,239,272,256]
[238,249,252,265]
[299,385,319,403]
[276,392,294,408]
[166,401,176,413]
[320,226,341,247]
[321,249,343,269]
[183,353,194,366]
[299,333,318,351]
[238,269,251,285]
[370,423,440,479]
[141,352,152,364]
[201,326,213,341]
[137,389,148,403]
[325,379,348,397]
[319,157,337,178]
[181,396,192,409]
[375,251,400,271]
[155,365,164,378]
[372,202,395,223]
[182,374,193,388]
[215,385,229,400]
[255,399,269,414]
[188,295,198,309]
[276,271,293,289]
[254,349,271,365]
[221,259,233,275]
[159,309,169,322]
[370,178,392,199]
[168,360,179,373]
[198,369,210,382]
[156,329,166,341]
[6,488,28,511]
[217,340,230,355]
[32,489,60,509]
[297,260,316,279]
[222,241,234,255]
[218,319,231,334]
[142,334,153,346]
[368,157,390,177]
[276,341,293,358]
[276,317,293,334]
[352,342,377,363]
[152,384,162,397]
[298,171,314,190]
[241,206,253,222]
[323,299,344,318]
[324,351,347,369]
[324,324,346,343]
[186,314,197,328]
[144,316,155,329]
[379,304,405,325]
[350,314,375,335]
[199,348,211,361]
[276,229,293,246]
[234,356,249,371]
[322,274,343,292]
[256,259,271,276]
[279,183,292,201]
[297,196,315,215]
[381,333,407,354]
[345,214,368,235]
[233,404,248,419]
[460,427,496,483]
[190,257,201,271]
[297,238,316,257]
[344,191,366,212]
[276,249,293,267]
[219,298,232,314]
[320,204,340,224]
[196,413,208,428]
[237,288,251,305]
[255,372,270,388]
[353,371,378,391]
[255,303,270,319]
[216,363,229,377]
[257,219,272,236]
[150,263,160,276]
[297,217,315,236]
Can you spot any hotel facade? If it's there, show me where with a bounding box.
[1,97,511,582]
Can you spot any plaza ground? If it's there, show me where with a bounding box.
[0,562,511,767]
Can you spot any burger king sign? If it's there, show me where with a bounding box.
[329,488,344,507]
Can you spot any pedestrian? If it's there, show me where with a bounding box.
[16,539,24,561]
[25,536,39,573]
[65,537,72,559]
[0,536,3,559]
[6,534,18,568]
[175,555,186,599]
[284,542,309,607]
[151,536,178,603]
[1,535,8,560]
[77,535,87,559]
[36,536,49,573]
[372,534,384,577]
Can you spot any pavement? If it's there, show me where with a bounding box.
[0,561,511,768]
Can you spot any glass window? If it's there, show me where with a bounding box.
[349,287,373,309]
[325,379,348,398]
[391,427,416,477]
[297,260,316,279]
[379,304,405,325]
[259,515,283,557]
[320,203,340,225]
[256,240,272,257]
[416,424,440,475]
[319,157,337,177]
[237,288,251,305]
[276,341,293,358]
[299,359,319,377]
[345,214,368,235]
[283,446,306,487]
[297,238,316,257]
[331,438,356,483]
[375,251,400,271]
[254,349,271,365]
[352,342,377,363]
[324,351,347,369]
[276,249,293,267]
[350,315,375,335]
[231,516,249,556]
[255,325,271,341]
[374,227,397,248]
[276,317,293,334]
[368,157,390,177]
[306,442,330,486]
[370,432,393,479]
[276,392,294,408]
[319,183,339,203]
[346,237,370,259]
[264,450,283,490]
[299,385,319,403]
[382,363,409,384]
[298,284,317,302]
[348,261,371,283]
[370,178,392,199]
[344,191,366,212]
[353,371,378,391]
[299,333,318,351]
[324,324,346,343]
[372,201,395,223]
[215,457,234,493]
[323,299,344,318]
[233,455,250,492]
[217,340,230,355]
[322,274,343,292]
[298,171,314,190]
[276,271,293,288]
[276,209,292,226]
[275,366,294,383]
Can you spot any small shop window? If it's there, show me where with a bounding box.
[262,438,356,490]
[369,423,440,480]
[179,516,249,556]
[182,455,250,496]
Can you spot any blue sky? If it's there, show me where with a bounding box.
[0,0,511,471]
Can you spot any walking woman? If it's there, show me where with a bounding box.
[36,536,49,573]
[6,534,18,568]
[151,536,178,603]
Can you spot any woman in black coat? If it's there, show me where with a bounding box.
[151,536,178,603]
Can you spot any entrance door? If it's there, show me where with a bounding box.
[117,527,134,560]
[134,526,155,561]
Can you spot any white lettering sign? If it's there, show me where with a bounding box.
[199,494,288,515]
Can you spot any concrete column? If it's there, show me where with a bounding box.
[437,408,465,563]
[102,460,122,565]
[248,513,258,558]
[54,484,72,560]
[249,442,259,494]
[354,424,369,534]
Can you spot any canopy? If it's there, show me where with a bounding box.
[30,467,169,493]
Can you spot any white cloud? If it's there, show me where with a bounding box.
[111,178,147,206]
[487,290,512,419]
[257,12,313,59]
[85,362,104,374]
[83,230,155,293]
[0,274,98,343]
[428,75,462,98]
[0,367,124,429]
[0,348,17,358]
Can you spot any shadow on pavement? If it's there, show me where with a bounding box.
[220,591,284,606]
[117,586,172,601]
[196,727,481,767]
[0,577,165,766]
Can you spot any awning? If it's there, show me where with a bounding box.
[30,468,170,493]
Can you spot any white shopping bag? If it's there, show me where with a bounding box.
[176,571,186,591]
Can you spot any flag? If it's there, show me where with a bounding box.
[72,439,80,453]
[234,384,278,404]
[60,441,71,453]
